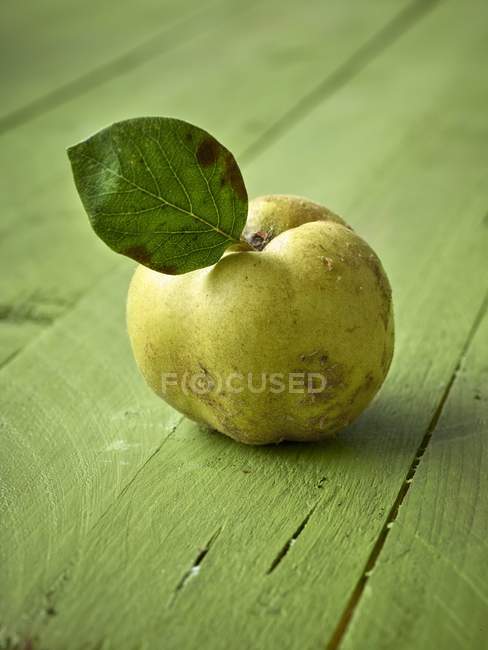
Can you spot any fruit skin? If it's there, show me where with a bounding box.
[245,194,347,239]
[127,195,394,445]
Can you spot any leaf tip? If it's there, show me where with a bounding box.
[66,142,82,165]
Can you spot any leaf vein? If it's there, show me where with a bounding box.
[78,151,235,241]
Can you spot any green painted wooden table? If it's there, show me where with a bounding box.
[1,1,487,648]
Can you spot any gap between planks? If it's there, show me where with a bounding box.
[0,1,221,135]
[24,415,187,628]
[239,0,441,164]
[141,276,485,619]
[0,0,439,375]
[0,261,120,372]
[95,414,185,528]
[0,0,460,634]
[326,290,488,650]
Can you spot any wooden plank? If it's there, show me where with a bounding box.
[0,0,413,364]
[1,1,487,648]
[0,0,215,126]
[339,303,488,650]
[37,211,488,639]
[0,268,183,635]
[0,0,419,641]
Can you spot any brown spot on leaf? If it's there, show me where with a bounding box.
[123,245,151,265]
[160,265,178,275]
[196,138,219,167]
[223,152,247,201]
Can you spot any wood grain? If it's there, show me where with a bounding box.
[1,0,487,648]
[339,303,488,650]
[0,0,411,365]
[0,0,215,126]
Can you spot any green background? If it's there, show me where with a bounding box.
[1,0,487,648]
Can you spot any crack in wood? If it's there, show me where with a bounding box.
[96,416,185,528]
[0,292,77,325]
[169,526,223,606]
[13,419,187,644]
[0,348,22,370]
[0,638,36,650]
[0,287,94,371]
[266,504,318,575]
[0,303,54,325]
[325,290,488,650]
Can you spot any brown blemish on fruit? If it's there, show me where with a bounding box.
[223,152,247,201]
[299,350,330,365]
[322,256,334,271]
[245,230,271,250]
[123,245,151,265]
[196,138,219,167]
[299,350,319,362]
[144,340,158,364]
[299,360,345,406]
[348,387,361,406]
[366,253,392,304]
[309,411,349,433]
[219,414,249,442]
[381,342,393,373]
[347,372,376,407]
[323,362,344,389]
[363,372,375,391]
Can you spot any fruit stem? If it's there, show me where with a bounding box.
[236,237,258,251]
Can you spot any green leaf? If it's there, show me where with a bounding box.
[67,117,248,274]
